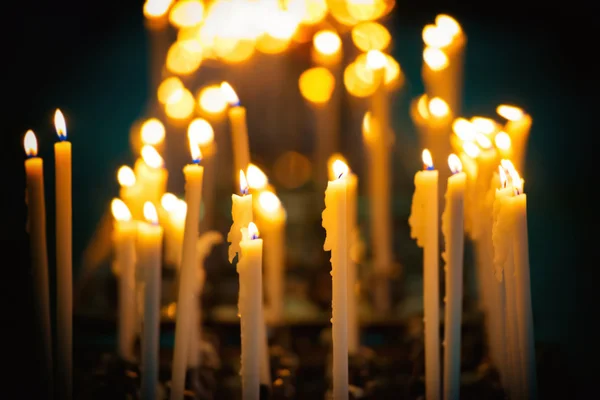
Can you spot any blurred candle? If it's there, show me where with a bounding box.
[171,142,204,400]
[442,155,466,400]
[24,130,53,396]
[494,131,513,160]
[221,82,250,189]
[322,159,350,400]
[53,109,72,400]
[135,145,168,205]
[137,202,163,400]
[367,50,389,137]
[161,194,187,268]
[497,105,532,172]
[409,149,440,400]
[111,199,137,362]
[188,118,216,233]
[118,166,144,219]
[140,117,166,154]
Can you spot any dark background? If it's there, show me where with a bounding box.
[2,0,597,397]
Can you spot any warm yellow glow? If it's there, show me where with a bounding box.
[117,166,136,187]
[168,0,204,28]
[256,34,290,55]
[344,62,371,98]
[346,0,389,22]
[452,118,476,141]
[218,39,256,62]
[499,165,508,188]
[166,39,203,75]
[422,24,452,48]
[189,139,202,162]
[422,149,433,169]
[299,67,335,104]
[313,30,341,56]
[463,141,481,158]
[161,193,179,212]
[140,118,166,145]
[143,0,173,19]
[297,0,328,25]
[471,117,497,135]
[417,94,430,119]
[173,200,187,221]
[428,97,450,118]
[435,14,461,38]
[187,118,214,146]
[500,159,515,173]
[220,81,239,106]
[197,85,228,114]
[24,130,38,157]
[54,109,67,140]
[475,133,493,149]
[143,202,159,224]
[258,191,282,213]
[332,159,349,179]
[247,164,268,190]
[497,104,525,121]
[141,145,164,168]
[495,131,512,150]
[448,153,462,174]
[423,47,448,71]
[248,221,259,239]
[157,77,183,104]
[327,153,348,181]
[508,166,523,194]
[351,21,391,52]
[111,198,132,222]
[362,112,372,139]
[366,49,387,70]
[239,170,249,195]
[382,54,402,88]
[165,88,195,120]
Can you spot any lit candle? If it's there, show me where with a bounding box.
[322,159,350,400]
[238,222,264,400]
[161,193,187,268]
[118,166,144,220]
[442,154,466,400]
[228,170,253,264]
[362,112,392,313]
[134,145,168,205]
[256,191,286,325]
[143,0,172,90]
[111,199,138,362]
[497,105,532,172]
[137,202,163,400]
[221,82,250,189]
[53,109,72,400]
[171,141,204,400]
[24,130,53,396]
[409,149,440,400]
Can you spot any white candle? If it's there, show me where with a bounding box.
[138,202,163,400]
[322,159,349,400]
[221,82,250,189]
[118,166,144,220]
[442,154,466,400]
[134,145,168,205]
[238,223,264,400]
[24,130,53,396]
[409,149,440,400]
[497,105,532,173]
[228,170,253,264]
[161,193,187,269]
[53,109,72,400]
[111,199,138,362]
[171,143,204,400]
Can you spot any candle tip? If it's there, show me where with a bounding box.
[248,222,259,240]
[54,109,67,141]
[422,149,434,170]
[448,154,462,174]
[143,202,159,225]
[220,81,240,106]
[24,130,38,157]
[332,159,349,180]
[239,170,249,195]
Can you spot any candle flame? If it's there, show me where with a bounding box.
[141,145,164,168]
[475,132,493,149]
[494,131,512,150]
[247,164,268,190]
[54,109,67,141]
[422,24,452,48]
[313,30,341,56]
[189,139,202,163]
[258,191,282,213]
[498,165,508,188]
[423,47,448,71]
[173,200,187,220]
[198,85,228,114]
[332,159,349,179]
[366,49,387,70]
[143,0,173,19]
[362,111,373,139]
[187,118,214,146]
[500,159,515,174]
[463,141,481,158]
[169,0,204,28]
[24,130,38,157]
[497,104,525,121]
[435,14,462,38]
[448,153,462,174]
[428,97,450,118]
[417,94,430,119]
[509,167,523,194]
[111,198,132,222]
[141,118,166,145]
[471,117,497,135]
[452,118,476,141]
[422,149,434,170]
[143,202,159,224]
[220,81,240,106]
[298,67,335,104]
[117,166,136,187]
[161,193,178,212]
[248,222,259,240]
[239,170,249,195]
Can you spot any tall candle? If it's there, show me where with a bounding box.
[221,82,250,189]
[137,202,163,400]
[409,149,440,400]
[497,105,532,172]
[238,223,264,400]
[118,166,144,220]
[171,143,204,400]
[53,109,72,400]
[161,194,187,268]
[442,154,466,400]
[111,199,138,362]
[322,159,350,400]
[135,145,168,205]
[24,130,53,396]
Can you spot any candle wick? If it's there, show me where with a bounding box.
[425,165,434,171]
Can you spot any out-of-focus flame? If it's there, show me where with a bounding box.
[423,47,448,71]
[422,149,434,170]
[452,118,476,141]
[189,139,202,163]
[494,131,512,150]
[428,97,450,118]
[258,191,282,213]
[499,165,508,188]
[161,193,178,212]
[143,202,159,224]
[332,159,349,179]
[220,81,240,106]
[111,198,132,222]
[417,94,430,119]
[248,221,259,239]
[166,39,203,75]
[448,153,462,174]
[313,30,341,56]
[435,14,461,38]
[141,145,164,168]
[141,118,166,145]
[366,49,387,70]
[471,117,497,135]
[158,77,183,104]
[168,0,204,28]
[422,24,452,48]
[247,164,268,190]
[24,130,38,157]
[54,109,67,141]
[475,133,493,149]
[463,141,481,158]
[187,118,214,146]
[165,87,195,120]
[497,104,525,121]
[351,21,391,52]
[197,85,228,114]
[117,166,136,187]
[143,0,173,19]
[173,200,187,221]
[299,67,335,104]
[239,170,249,195]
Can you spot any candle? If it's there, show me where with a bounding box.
[24,130,53,396]
[161,193,187,268]
[53,109,72,400]
[238,222,264,400]
[442,154,466,400]
[228,170,253,263]
[494,131,513,160]
[140,117,166,155]
[367,50,390,137]
[118,166,144,220]
[134,145,168,205]
[497,105,532,172]
[361,112,392,313]
[409,149,440,400]
[170,141,204,400]
[137,202,163,400]
[221,82,250,189]
[111,199,138,362]
[322,159,350,400]
[143,0,172,91]
[256,191,286,325]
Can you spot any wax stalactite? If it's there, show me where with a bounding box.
[221,82,250,189]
